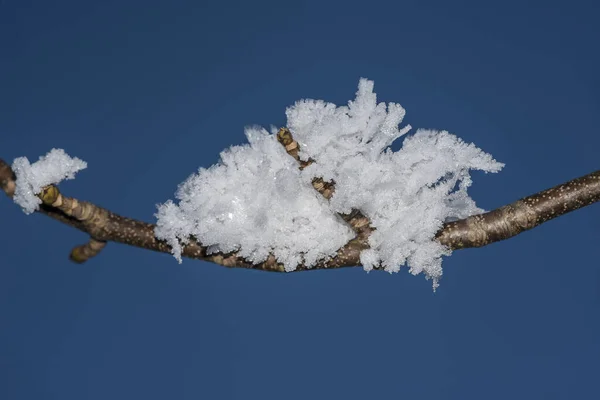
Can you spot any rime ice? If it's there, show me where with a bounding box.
[154,127,355,268]
[12,149,87,214]
[156,78,504,288]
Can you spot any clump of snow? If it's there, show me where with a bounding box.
[12,148,87,214]
[154,127,355,267]
[156,79,504,288]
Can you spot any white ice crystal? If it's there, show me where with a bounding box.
[12,148,87,214]
[156,78,504,288]
[154,127,355,268]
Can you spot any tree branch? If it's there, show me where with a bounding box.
[0,157,369,271]
[1,142,599,271]
[435,170,600,247]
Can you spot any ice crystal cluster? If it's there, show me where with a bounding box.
[13,79,503,287]
[155,79,504,287]
[12,148,87,214]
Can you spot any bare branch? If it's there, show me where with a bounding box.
[70,238,107,263]
[435,171,600,248]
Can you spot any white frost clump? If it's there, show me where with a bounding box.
[154,127,355,268]
[12,148,87,214]
[156,79,504,288]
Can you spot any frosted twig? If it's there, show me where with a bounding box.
[276,127,373,236]
[1,158,598,269]
[0,158,366,270]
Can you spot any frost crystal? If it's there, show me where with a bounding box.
[155,127,354,267]
[12,149,87,214]
[156,79,504,288]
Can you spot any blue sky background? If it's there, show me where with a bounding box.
[1,0,598,399]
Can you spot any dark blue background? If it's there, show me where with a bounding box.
[1,0,598,399]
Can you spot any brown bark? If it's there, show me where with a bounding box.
[1,135,598,271]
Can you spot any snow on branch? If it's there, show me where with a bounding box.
[154,79,503,288]
[11,149,87,214]
[1,79,598,289]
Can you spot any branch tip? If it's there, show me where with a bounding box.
[39,185,61,206]
[69,238,107,263]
